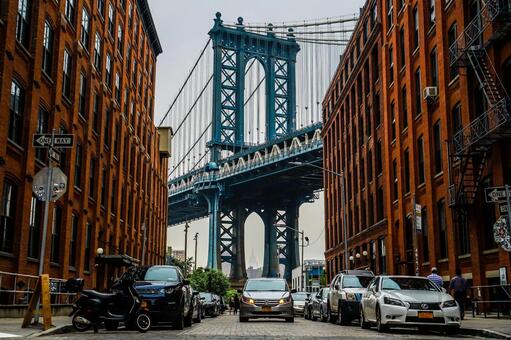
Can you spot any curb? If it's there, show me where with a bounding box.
[29,325,74,338]
[460,327,511,339]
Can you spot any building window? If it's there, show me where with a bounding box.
[104,108,111,148]
[97,0,105,17]
[368,150,373,182]
[374,92,381,126]
[452,103,463,136]
[433,120,442,174]
[50,205,62,263]
[372,47,379,84]
[117,24,123,57]
[69,214,78,267]
[16,0,31,48]
[124,88,129,115]
[371,3,377,29]
[378,237,387,274]
[388,45,394,84]
[8,80,25,145]
[391,101,396,141]
[115,72,121,103]
[399,27,405,69]
[93,92,100,133]
[101,167,107,207]
[62,49,72,99]
[89,157,96,198]
[80,7,90,49]
[386,0,393,32]
[42,21,54,76]
[401,87,408,130]
[377,187,384,221]
[437,199,448,259]
[36,107,49,162]
[404,149,410,194]
[421,208,429,261]
[79,73,87,118]
[28,196,42,259]
[84,223,91,270]
[430,47,438,87]
[448,23,458,80]
[429,0,436,27]
[94,33,102,72]
[414,68,421,116]
[413,5,419,50]
[0,181,16,253]
[392,159,398,202]
[111,177,117,214]
[106,53,112,88]
[74,143,82,188]
[128,2,133,27]
[376,139,382,175]
[417,136,425,184]
[65,0,75,25]
[108,3,115,37]
[365,106,371,137]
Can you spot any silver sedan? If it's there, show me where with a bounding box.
[360,275,461,334]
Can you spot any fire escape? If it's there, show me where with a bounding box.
[448,1,511,218]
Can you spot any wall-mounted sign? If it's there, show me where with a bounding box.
[493,216,511,252]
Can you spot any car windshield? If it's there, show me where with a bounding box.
[342,275,373,288]
[245,279,288,291]
[200,293,213,302]
[382,277,440,291]
[143,267,179,282]
[292,293,308,301]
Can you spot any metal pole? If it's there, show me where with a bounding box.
[301,231,304,292]
[413,193,419,277]
[194,232,199,272]
[184,223,190,276]
[340,171,348,271]
[506,185,511,232]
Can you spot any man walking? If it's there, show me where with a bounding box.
[427,267,444,289]
[233,294,240,315]
[449,268,468,320]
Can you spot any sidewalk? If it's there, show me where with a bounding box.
[461,315,511,339]
[0,316,71,339]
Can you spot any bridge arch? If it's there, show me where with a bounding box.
[243,57,267,145]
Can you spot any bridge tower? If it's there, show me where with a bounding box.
[202,13,302,282]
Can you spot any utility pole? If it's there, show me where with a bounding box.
[193,232,199,272]
[184,222,190,276]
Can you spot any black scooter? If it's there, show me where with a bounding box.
[67,269,151,333]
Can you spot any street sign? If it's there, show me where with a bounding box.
[493,216,511,252]
[485,187,510,203]
[32,134,74,148]
[500,204,510,215]
[32,167,68,202]
[48,149,60,162]
[414,203,422,231]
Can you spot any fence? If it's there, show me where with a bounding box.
[470,284,511,319]
[0,271,77,307]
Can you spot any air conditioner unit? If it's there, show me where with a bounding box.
[423,86,438,101]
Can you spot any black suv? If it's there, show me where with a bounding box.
[134,265,194,329]
[327,270,374,325]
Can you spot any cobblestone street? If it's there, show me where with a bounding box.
[46,314,484,339]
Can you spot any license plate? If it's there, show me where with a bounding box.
[262,306,272,312]
[418,311,434,319]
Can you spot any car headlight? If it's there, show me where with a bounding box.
[242,296,254,304]
[383,296,405,306]
[442,300,457,308]
[162,287,175,295]
[279,298,287,304]
[346,292,356,301]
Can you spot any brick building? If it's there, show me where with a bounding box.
[323,0,511,288]
[0,0,169,289]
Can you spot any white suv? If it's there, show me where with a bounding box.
[327,270,374,325]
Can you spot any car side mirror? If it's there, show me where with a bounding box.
[183,279,190,285]
[291,288,297,293]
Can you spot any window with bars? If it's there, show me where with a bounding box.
[8,80,25,145]
[42,21,54,76]
[16,0,31,48]
[62,49,72,99]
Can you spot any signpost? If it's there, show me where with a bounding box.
[485,185,511,252]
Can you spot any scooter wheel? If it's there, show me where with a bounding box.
[136,312,151,333]
[72,312,91,332]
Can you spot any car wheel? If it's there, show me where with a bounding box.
[173,312,185,330]
[286,317,294,323]
[376,305,388,333]
[135,312,152,333]
[360,307,370,329]
[239,317,249,322]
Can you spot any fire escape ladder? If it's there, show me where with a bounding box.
[467,47,505,106]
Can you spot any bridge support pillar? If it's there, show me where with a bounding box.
[262,208,279,278]
[219,207,248,281]
[204,189,222,270]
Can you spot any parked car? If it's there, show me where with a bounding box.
[200,292,221,317]
[134,265,194,330]
[328,270,374,324]
[292,292,309,315]
[303,293,313,319]
[360,275,461,334]
[310,287,330,322]
[191,289,203,323]
[239,278,294,322]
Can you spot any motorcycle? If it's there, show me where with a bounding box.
[66,269,151,333]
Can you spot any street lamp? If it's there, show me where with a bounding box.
[282,224,309,292]
[193,232,199,272]
[183,222,190,276]
[289,161,349,272]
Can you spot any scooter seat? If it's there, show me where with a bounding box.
[82,290,118,300]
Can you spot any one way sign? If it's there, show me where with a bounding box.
[485,187,510,203]
[33,134,74,148]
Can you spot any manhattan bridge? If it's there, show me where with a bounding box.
[159,13,357,282]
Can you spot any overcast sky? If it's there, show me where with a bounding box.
[149,0,365,269]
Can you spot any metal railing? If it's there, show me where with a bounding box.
[0,271,78,307]
[471,284,511,319]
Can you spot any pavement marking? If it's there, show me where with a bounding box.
[0,333,21,338]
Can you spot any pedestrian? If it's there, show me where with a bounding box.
[233,294,240,315]
[427,267,444,289]
[229,297,234,314]
[449,268,468,320]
